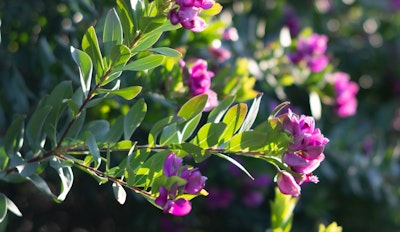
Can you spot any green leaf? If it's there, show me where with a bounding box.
[148,116,184,146]
[116,0,135,43]
[82,26,105,81]
[44,81,73,145]
[4,114,25,156]
[207,95,236,123]
[110,45,132,67]
[80,120,110,142]
[192,122,226,148]
[112,182,127,205]
[107,115,124,144]
[50,158,74,202]
[226,131,269,152]
[27,174,57,199]
[112,86,142,100]
[221,103,248,142]
[160,123,181,146]
[117,55,165,72]
[171,143,205,163]
[148,47,182,57]
[131,32,162,53]
[270,187,298,232]
[0,194,6,223]
[214,153,253,180]
[26,105,52,152]
[124,99,147,140]
[0,148,9,171]
[128,148,151,173]
[177,94,208,120]
[179,114,201,141]
[318,222,343,232]
[239,93,263,133]
[269,101,290,119]
[70,46,93,97]
[200,2,223,16]
[103,8,123,57]
[86,132,101,169]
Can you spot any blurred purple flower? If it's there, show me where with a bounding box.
[164,153,183,177]
[288,33,329,72]
[390,0,400,10]
[326,72,359,117]
[242,190,264,207]
[223,27,239,41]
[206,188,234,210]
[283,6,301,36]
[209,45,231,63]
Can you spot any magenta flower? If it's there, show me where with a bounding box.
[180,167,207,194]
[223,27,239,41]
[164,153,183,177]
[288,33,329,72]
[155,153,207,216]
[276,109,329,196]
[326,72,359,117]
[276,171,301,197]
[168,0,215,32]
[184,59,218,111]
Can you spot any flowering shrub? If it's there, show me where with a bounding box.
[1,0,400,231]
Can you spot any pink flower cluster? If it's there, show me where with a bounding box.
[288,33,329,72]
[277,110,329,197]
[155,153,207,216]
[327,72,359,118]
[185,59,218,111]
[168,0,215,32]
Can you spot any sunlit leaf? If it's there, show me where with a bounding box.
[160,123,181,145]
[177,94,208,120]
[82,26,105,81]
[221,103,248,142]
[238,93,263,133]
[149,47,182,57]
[226,131,268,152]
[214,153,253,180]
[116,0,135,43]
[200,3,223,16]
[50,158,74,202]
[112,182,127,205]
[71,46,93,97]
[117,55,165,72]
[4,114,25,156]
[179,114,201,141]
[131,32,162,53]
[5,195,22,217]
[192,122,226,148]
[103,8,123,57]
[207,95,236,123]
[148,116,184,146]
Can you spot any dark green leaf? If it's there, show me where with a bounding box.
[116,0,135,43]
[0,148,9,171]
[4,114,25,156]
[27,174,57,199]
[131,32,162,52]
[50,158,74,202]
[207,95,236,123]
[103,8,123,57]
[82,26,105,81]
[86,132,101,168]
[80,120,110,142]
[117,55,165,72]
[26,105,52,152]
[177,94,208,120]
[70,46,93,97]
[124,99,147,140]
[107,115,124,144]
[149,47,182,57]
[148,116,184,146]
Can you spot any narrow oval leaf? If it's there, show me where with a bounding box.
[239,93,263,133]
[221,103,248,142]
[82,26,105,80]
[4,114,25,156]
[106,115,124,144]
[148,116,184,146]
[103,8,123,56]
[116,0,135,43]
[0,194,6,223]
[86,132,101,168]
[179,114,201,141]
[50,158,74,202]
[192,122,227,148]
[5,195,22,217]
[70,46,93,97]
[214,153,254,180]
[149,47,182,57]
[111,86,142,100]
[160,123,181,146]
[112,183,127,205]
[177,94,208,120]
[27,174,57,199]
[131,32,162,52]
[26,105,52,152]
[226,131,268,152]
[119,55,165,71]
[124,99,147,140]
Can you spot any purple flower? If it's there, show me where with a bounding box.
[276,109,329,196]
[288,33,329,72]
[276,171,301,197]
[223,27,239,41]
[180,167,207,194]
[206,188,234,210]
[242,190,264,207]
[168,0,215,32]
[164,153,183,177]
[326,72,359,117]
[283,6,300,36]
[155,187,192,216]
[203,89,218,112]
